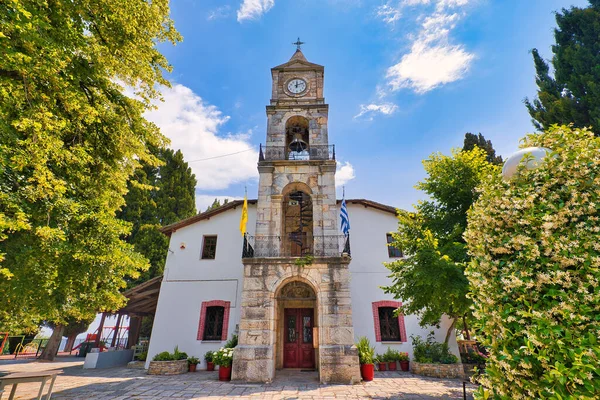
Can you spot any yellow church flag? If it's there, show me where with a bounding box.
[239,194,248,236]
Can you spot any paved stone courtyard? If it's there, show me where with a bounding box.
[0,357,476,399]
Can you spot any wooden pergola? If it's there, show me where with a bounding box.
[94,275,163,349]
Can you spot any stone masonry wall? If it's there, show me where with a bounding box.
[411,362,464,379]
[147,359,188,375]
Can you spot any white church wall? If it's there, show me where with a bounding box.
[146,205,256,368]
[345,204,460,359]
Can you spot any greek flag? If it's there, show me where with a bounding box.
[340,198,350,236]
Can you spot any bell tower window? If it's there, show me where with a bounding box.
[285,116,310,160]
[283,190,313,256]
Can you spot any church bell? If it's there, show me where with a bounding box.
[288,133,308,152]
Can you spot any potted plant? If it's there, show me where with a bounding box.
[187,356,199,372]
[204,351,215,371]
[375,354,387,371]
[148,346,189,375]
[213,347,234,381]
[384,347,398,371]
[398,352,410,371]
[356,336,375,381]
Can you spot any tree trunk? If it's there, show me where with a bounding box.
[40,325,64,361]
[64,333,77,353]
[444,317,457,344]
[462,315,471,340]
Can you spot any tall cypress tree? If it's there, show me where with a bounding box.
[463,133,503,165]
[525,1,600,134]
[119,147,197,287]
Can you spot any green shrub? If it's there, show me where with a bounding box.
[187,356,199,365]
[204,350,214,362]
[135,351,147,361]
[151,346,188,362]
[411,333,457,364]
[355,336,375,365]
[224,334,238,349]
[172,346,187,360]
[465,126,600,399]
[383,347,399,362]
[152,351,174,361]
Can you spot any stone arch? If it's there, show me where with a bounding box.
[281,186,313,256]
[285,116,310,160]
[281,181,313,196]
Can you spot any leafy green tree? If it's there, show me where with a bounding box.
[383,148,499,343]
[463,133,503,165]
[525,1,600,134]
[465,126,600,399]
[0,0,180,360]
[118,147,196,287]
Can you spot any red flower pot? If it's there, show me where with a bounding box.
[188,364,197,372]
[400,360,409,371]
[218,365,232,381]
[378,362,387,371]
[387,361,397,371]
[206,362,215,371]
[360,364,375,381]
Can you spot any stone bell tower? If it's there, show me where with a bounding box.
[231,43,361,384]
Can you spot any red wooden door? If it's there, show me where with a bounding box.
[283,308,315,368]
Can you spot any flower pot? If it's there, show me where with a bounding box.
[360,363,375,381]
[388,361,397,371]
[218,365,232,381]
[206,361,215,371]
[378,362,387,371]
[188,363,197,372]
[400,360,409,371]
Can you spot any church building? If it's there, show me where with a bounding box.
[145,47,459,383]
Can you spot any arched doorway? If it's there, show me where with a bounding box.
[275,280,317,370]
[283,190,313,256]
[285,116,310,160]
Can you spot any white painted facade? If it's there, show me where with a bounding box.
[147,201,459,369]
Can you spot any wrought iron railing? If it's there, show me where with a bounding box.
[259,144,335,161]
[242,233,350,258]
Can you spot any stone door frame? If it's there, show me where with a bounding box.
[275,279,318,370]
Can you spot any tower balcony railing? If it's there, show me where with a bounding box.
[259,144,335,161]
[242,233,350,258]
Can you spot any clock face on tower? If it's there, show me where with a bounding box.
[287,78,307,95]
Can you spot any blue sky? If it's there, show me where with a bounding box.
[147,0,590,212]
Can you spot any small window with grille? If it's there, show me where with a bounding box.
[203,306,224,340]
[378,307,401,342]
[386,233,403,258]
[201,235,218,259]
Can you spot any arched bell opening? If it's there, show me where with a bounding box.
[274,280,318,370]
[285,116,310,160]
[282,190,313,257]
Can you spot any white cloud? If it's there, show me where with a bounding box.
[402,0,431,5]
[207,5,231,21]
[387,42,474,93]
[145,84,259,191]
[376,4,402,24]
[336,162,356,187]
[354,103,398,120]
[237,0,275,22]
[384,2,475,94]
[195,195,242,213]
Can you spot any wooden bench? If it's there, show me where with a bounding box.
[0,369,62,400]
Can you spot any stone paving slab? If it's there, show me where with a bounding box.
[0,357,475,399]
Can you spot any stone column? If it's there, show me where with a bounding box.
[318,257,361,384]
[231,262,276,382]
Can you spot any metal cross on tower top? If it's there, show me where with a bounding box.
[292,37,305,50]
